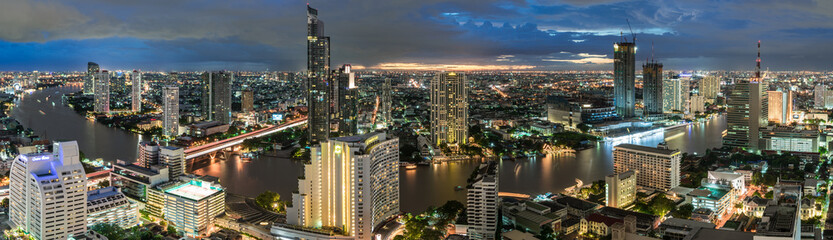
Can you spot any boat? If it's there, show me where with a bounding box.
[402,163,417,170]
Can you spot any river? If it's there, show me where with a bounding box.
[14,86,727,213]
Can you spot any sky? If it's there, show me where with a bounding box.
[1,0,833,72]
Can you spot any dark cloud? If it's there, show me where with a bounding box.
[1,0,833,71]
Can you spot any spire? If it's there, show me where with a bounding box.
[756,40,761,80]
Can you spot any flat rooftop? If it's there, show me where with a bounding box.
[165,181,222,201]
[689,185,730,201]
[615,144,678,155]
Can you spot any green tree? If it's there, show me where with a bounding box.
[166,225,178,236]
[537,225,555,240]
[98,180,111,188]
[577,123,590,133]
[0,198,9,208]
[255,191,283,212]
[672,203,694,219]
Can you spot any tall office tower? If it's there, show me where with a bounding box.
[332,64,358,136]
[286,132,399,239]
[160,146,185,180]
[241,88,254,112]
[430,72,468,147]
[614,41,636,118]
[725,41,768,152]
[94,70,110,113]
[768,90,793,125]
[10,141,88,240]
[606,170,637,208]
[27,71,38,88]
[86,187,139,228]
[163,86,180,137]
[613,144,681,192]
[815,85,826,109]
[201,71,233,123]
[111,72,127,94]
[307,4,331,144]
[690,94,705,113]
[131,70,142,112]
[138,141,160,168]
[467,161,499,240]
[642,61,663,115]
[379,77,393,128]
[701,76,719,102]
[662,78,687,113]
[85,62,100,94]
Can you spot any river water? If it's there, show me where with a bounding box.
[14,86,727,213]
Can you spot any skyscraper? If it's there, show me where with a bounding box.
[662,78,687,113]
[163,86,180,137]
[379,77,393,128]
[701,76,719,102]
[241,88,254,113]
[201,71,232,123]
[10,141,88,240]
[131,70,142,112]
[467,161,499,240]
[94,70,110,113]
[85,62,100,94]
[307,4,331,144]
[613,144,680,192]
[285,131,399,239]
[614,41,636,118]
[332,64,358,136]
[430,72,468,147]
[725,41,768,152]
[642,61,663,115]
[767,90,792,125]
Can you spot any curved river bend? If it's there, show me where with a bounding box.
[14,87,726,213]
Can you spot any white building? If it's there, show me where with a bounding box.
[10,141,88,240]
[467,161,499,240]
[706,171,746,195]
[94,71,110,113]
[283,131,400,239]
[155,178,225,237]
[613,144,681,192]
[86,187,139,228]
[814,85,833,109]
[163,86,180,137]
[131,70,142,112]
[605,170,637,208]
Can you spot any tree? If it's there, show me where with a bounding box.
[672,203,694,219]
[166,225,178,236]
[765,191,774,199]
[0,198,9,208]
[577,123,590,133]
[537,225,555,240]
[255,191,283,212]
[98,180,111,188]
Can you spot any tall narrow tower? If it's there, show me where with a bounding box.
[642,45,663,115]
[307,4,331,143]
[614,40,636,118]
[132,70,142,112]
[724,41,768,152]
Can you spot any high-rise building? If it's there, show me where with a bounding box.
[86,187,139,229]
[467,161,499,240]
[85,62,100,94]
[131,70,142,112]
[690,94,705,114]
[642,61,663,115]
[160,146,185,180]
[605,170,637,208]
[813,85,833,109]
[163,86,180,137]
[285,131,399,239]
[614,41,636,118]
[94,70,110,113]
[307,4,331,144]
[701,76,719,102]
[613,144,681,192]
[10,141,88,240]
[725,81,768,151]
[241,88,254,113]
[110,160,169,216]
[379,77,393,128]
[201,71,232,123]
[430,72,468,147]
[138,141,160,168]
[662,78,688,113]
[332,64,358,136]
[768,90,793,125]
[111,71,128,94]
[27,71,38,88]
[153,178,225,237]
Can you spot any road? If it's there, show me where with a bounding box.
[184,117,307,159]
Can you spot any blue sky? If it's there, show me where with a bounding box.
[1,0,833,71]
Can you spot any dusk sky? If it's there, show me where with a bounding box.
[2,0,833,72]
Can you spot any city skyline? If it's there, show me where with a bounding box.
[1,0,833,71]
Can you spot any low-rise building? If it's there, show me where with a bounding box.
[154,178,225,237]
[86,187,139,228]
[686,183,736,223]
[580,213,623,237]
[756,205,800,239]
[553,196,601,218]
[187,121,230,137]
[743,196,769,218]
[657,218,715,240]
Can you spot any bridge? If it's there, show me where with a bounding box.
[184,117,307,160]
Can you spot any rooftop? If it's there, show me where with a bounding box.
[682,228,753,240]
[165,180,223,201]
[688,184,731,201]
[615,144,678,156]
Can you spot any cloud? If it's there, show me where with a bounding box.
[0,0,90,42]
[370,63,536,71]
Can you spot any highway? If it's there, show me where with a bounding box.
[184,117,307,160]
